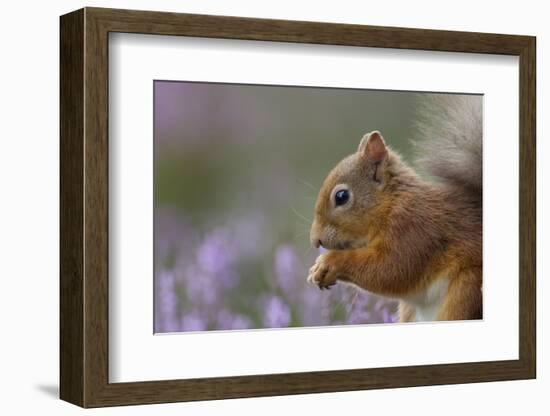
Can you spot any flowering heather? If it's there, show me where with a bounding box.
[154,211,399,333]
[261,295,291,328]
[274,244,301,298]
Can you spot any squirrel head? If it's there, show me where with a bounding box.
[310,130,402,250]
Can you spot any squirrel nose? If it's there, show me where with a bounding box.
[310,234,322,248]
[310,221,322,248]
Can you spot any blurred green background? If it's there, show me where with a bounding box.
[154,81,430,333]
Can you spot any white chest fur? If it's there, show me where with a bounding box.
[404,277,450,322]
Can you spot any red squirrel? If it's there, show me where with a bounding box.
[308,95,482,322]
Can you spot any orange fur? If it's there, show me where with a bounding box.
[308,128,482,322]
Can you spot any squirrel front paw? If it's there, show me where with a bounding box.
[307,253,339,290]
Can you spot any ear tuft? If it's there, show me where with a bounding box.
[358,131,387,163]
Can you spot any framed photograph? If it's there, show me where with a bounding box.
[60,7,536,408]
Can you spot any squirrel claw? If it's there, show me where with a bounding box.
[319,282,335,290]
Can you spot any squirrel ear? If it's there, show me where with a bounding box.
[358,131,388,163]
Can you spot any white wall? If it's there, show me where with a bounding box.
[0,0,545,414]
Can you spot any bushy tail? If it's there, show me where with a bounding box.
[414,94,482,197]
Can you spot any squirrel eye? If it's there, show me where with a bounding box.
[334,189,350,206]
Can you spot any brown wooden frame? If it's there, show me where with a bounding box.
[60,7,536,408]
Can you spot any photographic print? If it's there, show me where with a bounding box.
[153,82,482,333]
